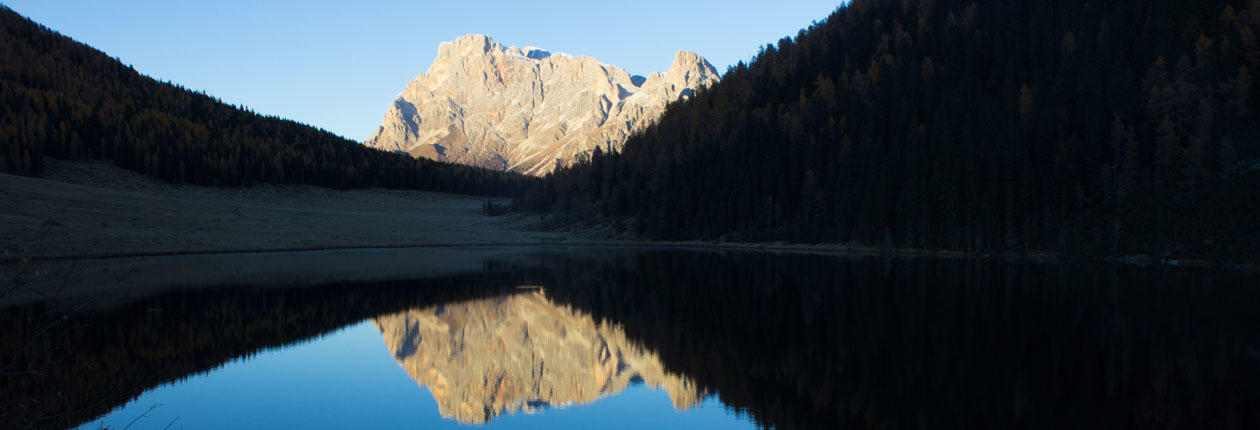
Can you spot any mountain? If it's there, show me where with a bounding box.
[527,0,1260,261]
[0,7,531,195]
[366,35,719,176]
[373,289,704,424]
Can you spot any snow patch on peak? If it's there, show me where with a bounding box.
[524,46,552,60]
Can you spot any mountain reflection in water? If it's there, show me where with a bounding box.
[3,248,1259,429]
[374,289,704,424]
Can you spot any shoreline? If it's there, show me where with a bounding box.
[3,159,1254,310]
[9,237,1255,273]
[7,239,1252,310]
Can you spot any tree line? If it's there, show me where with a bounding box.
[0,6,535,196]
[525,0,1260,260]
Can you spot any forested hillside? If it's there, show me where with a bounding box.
[0,7,533,195]
[529,0,1260,259]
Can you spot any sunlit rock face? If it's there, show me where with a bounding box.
[365,34,720,176]
[373,289,705,424]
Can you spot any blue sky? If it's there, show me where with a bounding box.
[3,1,841,141]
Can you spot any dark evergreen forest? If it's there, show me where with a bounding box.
[0,7,534,195]
[527,0,1260,260]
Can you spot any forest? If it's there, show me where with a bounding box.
[526,0,1260,260]
[0,6,534,196]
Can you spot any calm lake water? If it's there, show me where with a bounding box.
[4,248,1260,429]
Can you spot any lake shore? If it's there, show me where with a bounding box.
[4,160,1254,309]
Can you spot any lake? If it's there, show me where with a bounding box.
[3,248,1259,429]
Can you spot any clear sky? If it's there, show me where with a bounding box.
[3,1,841,142]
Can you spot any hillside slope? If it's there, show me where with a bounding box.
[0,159,571,259]
[0,6,530,195]
[531,0,1260,260]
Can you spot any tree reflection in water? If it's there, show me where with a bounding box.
[3,249,1258,429]
[533,252,1260,429]
[0,277,523,429]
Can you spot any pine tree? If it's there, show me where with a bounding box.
[1110,115,1138,200]
[1154,116,1181,186]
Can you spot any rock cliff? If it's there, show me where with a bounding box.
[365,35,719,176]
[373,289,705,423]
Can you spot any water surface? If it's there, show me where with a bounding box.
[3,249,1259,429]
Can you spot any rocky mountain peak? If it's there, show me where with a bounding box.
[669,50,717,80]
[443,33,494,52]
[365,35,720,176]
